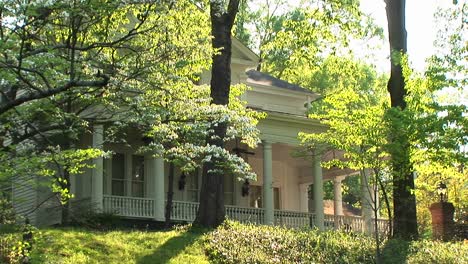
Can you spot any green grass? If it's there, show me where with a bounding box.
[30,227,209,264]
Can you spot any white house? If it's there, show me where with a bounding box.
[12,38,388,234]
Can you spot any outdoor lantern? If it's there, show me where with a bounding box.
[241,179,250,197]
[436,182,447,202]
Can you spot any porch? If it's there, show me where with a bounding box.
[75,124,390,236]
[102,195,390,234]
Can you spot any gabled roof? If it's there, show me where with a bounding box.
[232,38,260,65]
[245,70,316,95]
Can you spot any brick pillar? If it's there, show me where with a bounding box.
[429,202,455,241]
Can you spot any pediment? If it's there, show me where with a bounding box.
[231,38,260,66]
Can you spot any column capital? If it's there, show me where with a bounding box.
[333,175,346,183]
[262,140,272,148]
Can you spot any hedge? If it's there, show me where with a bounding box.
[205,220,468,264]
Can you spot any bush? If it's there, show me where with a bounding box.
[68,204,120,230]
[0,198,15,225]
[0,198,38,264]
[205,220,375,264]
[205,220,468,264]
[382,239,468,264]
[0,228,35,264]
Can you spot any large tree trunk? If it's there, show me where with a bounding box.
[384,0,418,240]
[195,0,240,228]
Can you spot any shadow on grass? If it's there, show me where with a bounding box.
[136,227,206,264]
[380,239,410,264]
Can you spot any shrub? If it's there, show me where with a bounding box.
[69,206,120,230]
[382,239,468,264]
[0,198,15,225]
[206,220,468,264]
[205,220,375,264]
[0,198,38,264]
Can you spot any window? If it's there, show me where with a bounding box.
[186,170,199,202]
[111,153,125,196]
[107,153,145,197]
[131,155,145,197]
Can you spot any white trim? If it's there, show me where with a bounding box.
[246,81,318,99]
[232,38,260,64]
[232,58,258,67]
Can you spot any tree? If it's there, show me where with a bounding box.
[195,0,242,228]
[235,0,381,83]
[299,61,392,258]
[0,0,220,222]
[139,82,262,226]
[384,0,418,240]
[411,2,467,236]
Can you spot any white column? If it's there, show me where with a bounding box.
[313,151,324,231]
[91,124,104,211]
[333,176,344,216]
[152,155,165,221]
[299,183,310,213]
[361,169,373,234]
[262,140,274,225]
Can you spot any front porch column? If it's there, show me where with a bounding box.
[299,183,310,213]
[361,169,373,234]
[152,155,165,221]
[333,176,344,216]
[262,140,274,225]
[313,151,324,231]
[91,124,104,211]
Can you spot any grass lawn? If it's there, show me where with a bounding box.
[30,227,209,264]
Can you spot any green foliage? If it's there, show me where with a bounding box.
[300,61,390,172]
[0,198,15,225]
[235,0,382,87]
[0,199,38,264]
[23,221,468,263]
[0,0,261,213]
[425,3,467,91]
[323,176,362,208]
[205,220,376,264]
[381,239,468,264]
[136,82,265,182]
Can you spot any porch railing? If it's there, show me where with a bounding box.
[170,200,198,221]
[226,205,264,224]
[103,195,153,218]
[274,209,314,228]
[102,195,389,234]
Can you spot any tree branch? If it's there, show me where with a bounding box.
[0,74,109,115]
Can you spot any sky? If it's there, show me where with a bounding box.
[359,0,453,72]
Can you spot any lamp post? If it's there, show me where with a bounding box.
[436,182,447,202]
[429,181,455,241]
